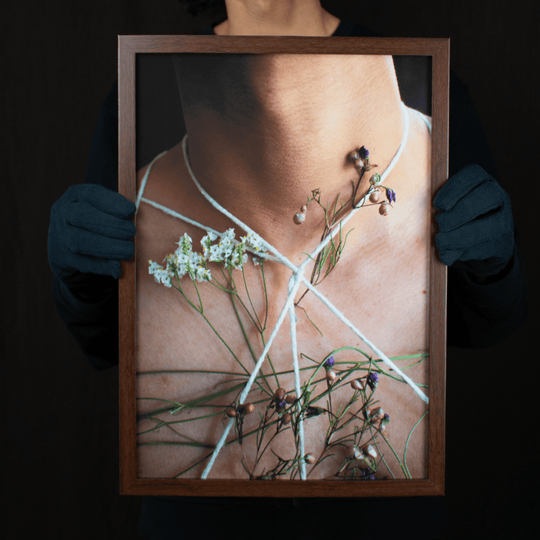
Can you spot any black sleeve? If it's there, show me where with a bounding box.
[51,80,120,371]
[445,71,528,347]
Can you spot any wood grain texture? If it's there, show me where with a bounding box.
[118,35,449,498]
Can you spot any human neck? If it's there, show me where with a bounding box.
[175,55,405,262]
[214,0,340,36]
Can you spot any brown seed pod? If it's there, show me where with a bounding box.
[349,150,361,162]
[353,159,364,170]
[300,204,308,213]
[274,388,286,402]
[351,379,364,391]
[281,412,292,425]
[304,453,316,464]
[326,370,337,383]
[369,190,380,203]
[244,403,255,414]
[225,407,237,418]
[370,407,384,421]
[379,202,390,216]
[285,393,297,404]
[363,444,377,459]
[293,213,305,225]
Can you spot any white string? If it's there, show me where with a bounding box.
[137,104,430,480]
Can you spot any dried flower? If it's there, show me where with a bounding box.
[386,188,396,204]
[380,413,390,427]
[323,356,335,369]
[370,173,381,186]
[367,372,379,390]
[363,444,377,459]
[306,406,325,418]
[358,146,369,160]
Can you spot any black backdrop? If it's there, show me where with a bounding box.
[2,1,538,538]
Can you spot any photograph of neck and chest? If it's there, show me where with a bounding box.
[119,36,448,496]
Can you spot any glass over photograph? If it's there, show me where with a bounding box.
[133,52,433,481]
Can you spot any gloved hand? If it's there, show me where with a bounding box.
[48,184,136,285]
[434,164,514,277]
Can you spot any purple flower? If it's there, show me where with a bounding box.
[367,372,379,390]
[324,356,335,368]
[358,146,369,159]
[386,188,396,204]
[277,399,287,409]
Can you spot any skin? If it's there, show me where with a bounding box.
[135,0,431,480]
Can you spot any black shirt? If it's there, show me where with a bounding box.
[52,19,527,540]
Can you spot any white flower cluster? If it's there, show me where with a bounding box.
[148,229,268,286]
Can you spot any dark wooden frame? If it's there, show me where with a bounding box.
[119,35,449,498]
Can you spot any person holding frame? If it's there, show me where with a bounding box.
[47,0,527,538]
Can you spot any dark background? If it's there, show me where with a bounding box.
[2,0,538,538]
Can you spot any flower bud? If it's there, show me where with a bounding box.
[386,188,396,204]
[369,190,380,203]
[367,372,379,390]
[323,356,335,370]
[379,202,390,216]
[306,406,325,418]
[293,213,306,225]
[369,407,384,421]
[358,146,369,160]
[326,370,337,383]
[370,173,381,186]
[238,403,254,415]
[304,453,316,464]
[363,444,377,459]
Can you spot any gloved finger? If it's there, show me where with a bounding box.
[61,252,122,280]
[435,214,510,254]
[435,179,503,232]
[65,184,136,218]
[66,226,135,260]
[67,200,136,239]
[438,248,463,266]
[433,164,493,211]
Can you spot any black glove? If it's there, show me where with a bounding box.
[434,164,514,277]
[48,184,136,286]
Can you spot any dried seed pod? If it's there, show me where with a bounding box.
[300,204,308,213]
[274,388,286,402]
[304,453,316,464]
[369,190,380,203]
[225,407,237,418]
[326,370,337,383]
[349,150,361,162]
[369,407,384,421]
[281,412,292,425]
[379,202,390,216]
[353,159,364,170]
[293,213,305,225]
[363,444,377,459]
[347,446,364,460]
[285,393,297,404]
[244,403,255,414]
[351,379,364,391]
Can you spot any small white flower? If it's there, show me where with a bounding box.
[253,256,260,266]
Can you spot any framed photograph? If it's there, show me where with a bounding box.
[119,35,449,498]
